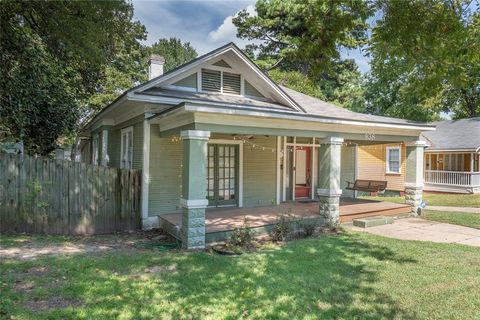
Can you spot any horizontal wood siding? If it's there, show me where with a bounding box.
[108,129,120,167]
[0,154,141,235]
[340,146,356,197]
[357,144,406,191]
[148,128,183,215]
[243,136,276,207]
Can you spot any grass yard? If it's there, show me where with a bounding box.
[1,232,479,319]
[423,210,480,229]
[362,192,480,207]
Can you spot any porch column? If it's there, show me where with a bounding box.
[180,130,210,249]
[404,140,426,216]
[317,137,344,229]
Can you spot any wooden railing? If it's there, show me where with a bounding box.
[424,170,480,186]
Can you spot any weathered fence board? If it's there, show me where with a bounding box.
[0,154,141,235]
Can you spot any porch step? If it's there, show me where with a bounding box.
[352,216,394,228]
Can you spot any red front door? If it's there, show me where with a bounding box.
[295,147,311,198]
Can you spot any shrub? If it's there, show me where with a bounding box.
[299,218,317,237]
[228,217,255,249]
[270,212,293,241]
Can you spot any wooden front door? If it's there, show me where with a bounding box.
[295,147,311,198]
[207,144,238,207]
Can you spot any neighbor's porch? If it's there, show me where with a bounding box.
[424,152,480,194]
[160,198,412,243]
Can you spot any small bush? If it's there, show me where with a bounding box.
[299,218,317,237]
[228,217,255,249]
[270,212,293,241]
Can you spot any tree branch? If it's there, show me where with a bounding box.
[266,57,284,71]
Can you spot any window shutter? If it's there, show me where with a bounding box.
[201,69,221,92]
[223,72,241,95]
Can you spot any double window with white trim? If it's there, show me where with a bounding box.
[386,146,401,174]
[121,127,133,169]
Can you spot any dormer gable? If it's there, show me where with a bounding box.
[134,43,304,112]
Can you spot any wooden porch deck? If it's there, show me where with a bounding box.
[160,198,411,239]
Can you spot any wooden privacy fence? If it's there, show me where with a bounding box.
[0,154,141,235]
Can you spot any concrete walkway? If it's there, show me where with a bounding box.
[426,206,480,214]
[348,218,480,247]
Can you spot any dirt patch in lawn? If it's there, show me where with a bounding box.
[24,297,84,312]
[0,229,176,261]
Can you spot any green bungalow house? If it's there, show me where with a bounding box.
[79,43,434,249]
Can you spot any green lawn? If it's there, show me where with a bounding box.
[362,192,480,207]
[1,232,479,319]
[422,210,480,229]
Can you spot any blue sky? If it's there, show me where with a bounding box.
[132,0,372,73]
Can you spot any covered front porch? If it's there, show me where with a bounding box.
[160,198,412,243]
[146,103,429,249]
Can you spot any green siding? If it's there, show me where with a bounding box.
[108,129,120,167]
[148,128,183,215]
[340,145,356,198]
[172,73,197,89]
[148,133,278,215]
[103,116,144,169]
[243,136,277,207]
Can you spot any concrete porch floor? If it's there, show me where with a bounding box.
[160,198,411,237]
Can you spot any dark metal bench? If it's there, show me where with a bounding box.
[346,179,387,193]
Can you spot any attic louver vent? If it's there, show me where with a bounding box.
[223,72,241,95]
[201,69,221,92]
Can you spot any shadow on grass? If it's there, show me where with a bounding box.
[2,232,419,319]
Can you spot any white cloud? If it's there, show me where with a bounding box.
[207,4,256,46]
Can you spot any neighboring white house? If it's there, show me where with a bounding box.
[422,118,480,194]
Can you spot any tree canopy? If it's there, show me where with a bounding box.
[87,37,198,116]
[234,0,370,112]
[233,0,373,77]
[2,0,478,156]
[367,0,480,120]
[0,0,145,155]
[235,0,479,120]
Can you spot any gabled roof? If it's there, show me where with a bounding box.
[134,42,304,112]
[422,118,480,152]
[83,42,435,132]
[280,86,431,126]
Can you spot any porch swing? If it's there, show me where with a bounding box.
[346,180,388,193]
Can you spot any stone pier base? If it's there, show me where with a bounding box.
[405,185,423,216]
[318,194,341,229]
[181,207,206,249]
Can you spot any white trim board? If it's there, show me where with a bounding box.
[142,120,151,221]
[276,136,281,204]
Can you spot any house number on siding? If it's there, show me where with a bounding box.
[365,133,376,141]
